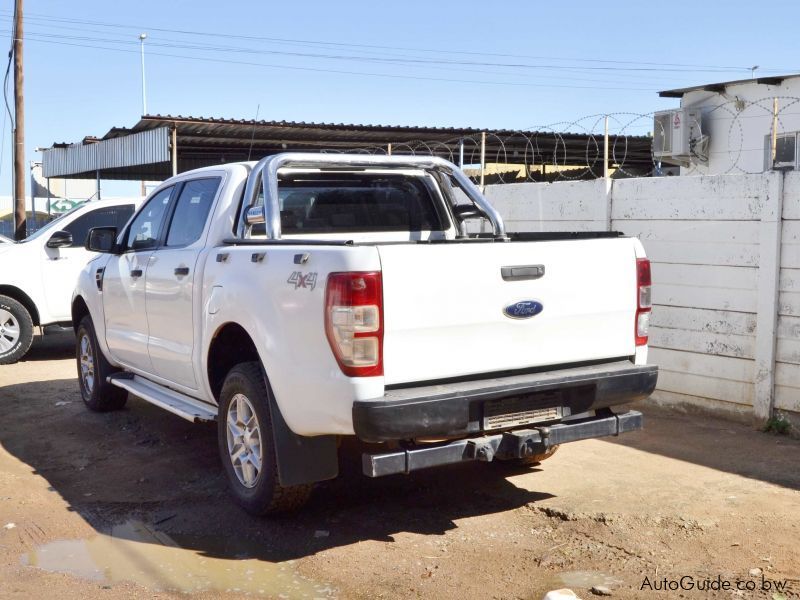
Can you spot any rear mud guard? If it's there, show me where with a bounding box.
[263,370,339,487]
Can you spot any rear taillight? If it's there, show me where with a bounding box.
[325,272,383,377]
[635,258,652,346]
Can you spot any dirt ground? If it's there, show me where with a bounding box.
[0,332,798,600]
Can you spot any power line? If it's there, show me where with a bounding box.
[0,38,11,183]
[19,37,659,92]
[2,10,14,130]
[0,9,788,75]
[0,15,725,85]
[2,3,15,207]
[13,28,673,87]
[12,28,758,76]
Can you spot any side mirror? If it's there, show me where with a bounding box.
[46,230,73,248]
[86,227,118,253]
[244,205,266,226]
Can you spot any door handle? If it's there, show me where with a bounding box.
[174,266,190,277]
[130,269,143,278]
[501,265,545,281]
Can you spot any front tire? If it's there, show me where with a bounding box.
[76,315,127,411]
[0,294,34,365]
[217,362,312,515]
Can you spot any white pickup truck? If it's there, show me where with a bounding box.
[73,154,657,514]
[0,199,137,363]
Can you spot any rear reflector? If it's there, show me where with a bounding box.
[325,272,383,377]
[635,258,651,346]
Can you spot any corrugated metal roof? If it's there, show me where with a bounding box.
[43,127,170,178]
[125,114,598,137]
[44,115,653,180]
[659,73,800,98]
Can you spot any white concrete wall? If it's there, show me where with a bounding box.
[484,179,609,232]
[777,174,800,413]
[483,172,798,423]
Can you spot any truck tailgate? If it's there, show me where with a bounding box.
[378,238,638,385]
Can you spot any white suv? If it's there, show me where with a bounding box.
[0,199,138,363]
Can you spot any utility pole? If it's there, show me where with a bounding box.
[139,33,147,196]
[13,0,25,240]
[139,33,147,115]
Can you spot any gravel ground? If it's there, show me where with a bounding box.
[0,331,798,599]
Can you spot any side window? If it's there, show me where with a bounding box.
[125,186,175,251]
[165,178,220,247]
[62,204,135,248]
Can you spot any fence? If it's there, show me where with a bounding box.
[316,97,800,183]
[483,171,800,423]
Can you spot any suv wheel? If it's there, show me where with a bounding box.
[218,362,312,515]
[76,315,127,411]
[0,294,34,365]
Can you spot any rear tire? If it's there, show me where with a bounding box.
[76,315,127,411]
[218,362,312,515]
[0,294,34,365]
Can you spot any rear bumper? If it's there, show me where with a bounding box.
[362,409,643,477]
[353,360,657,443]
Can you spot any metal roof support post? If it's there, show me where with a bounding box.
[480,131,486,192]
[603,115,613,231]
[387,143,392,156]
[603,115,610,181]
[171,125,178,176]
[604,115,612,203]
[29,163,36,230]
[770,98,779,166]
[459,138,464,168]
[96,170,101,200]
[46,177,50,215]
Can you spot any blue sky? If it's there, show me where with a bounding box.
[1,0,799,196]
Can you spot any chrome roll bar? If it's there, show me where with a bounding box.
[236,153,507,240]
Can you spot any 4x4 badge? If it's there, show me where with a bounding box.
[288,271,318,291]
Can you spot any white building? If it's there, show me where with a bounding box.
[658,74,800,175]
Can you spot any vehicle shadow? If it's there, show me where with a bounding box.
[22,329,74,362]
[604,402,800,492]
[0,374,552,565]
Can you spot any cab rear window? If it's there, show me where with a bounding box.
[276,174,444,234]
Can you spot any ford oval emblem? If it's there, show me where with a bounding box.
[503,300,544,320]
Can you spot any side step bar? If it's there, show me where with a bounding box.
[107,374,218,423]
[362,410,643,477]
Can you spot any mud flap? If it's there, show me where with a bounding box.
[264,377,339,487]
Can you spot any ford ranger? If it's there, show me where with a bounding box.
[72,154,657,514]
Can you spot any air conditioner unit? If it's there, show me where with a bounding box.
[653,108,706,166]
[772,134,797,170]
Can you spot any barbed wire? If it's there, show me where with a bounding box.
[320,96,800,184]
[4,95,800,233]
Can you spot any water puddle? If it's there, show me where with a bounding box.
[557,570,625,589]
[22,520,336,597]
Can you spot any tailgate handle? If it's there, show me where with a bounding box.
[501,265,545,281]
